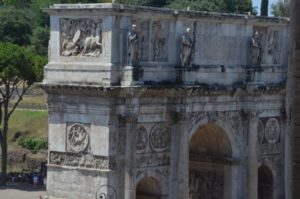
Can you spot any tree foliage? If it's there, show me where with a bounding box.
[271,0,289,17]
[0,8,33,46]
[260,0,269,16]
[0,42,42,185]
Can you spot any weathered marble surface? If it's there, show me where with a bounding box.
[42,3,289,199]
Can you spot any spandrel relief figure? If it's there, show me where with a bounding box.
[181,28,193,67]
[60,18,102,57]
[128,24,139,66]
[251,31,263,66]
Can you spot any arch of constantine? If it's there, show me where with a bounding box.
[42,3,290,199]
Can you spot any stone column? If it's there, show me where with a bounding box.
[247,112,259,199]
[176,120,189,199]
[123,115,138,199]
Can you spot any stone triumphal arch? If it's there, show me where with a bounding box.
[42,3,290,199]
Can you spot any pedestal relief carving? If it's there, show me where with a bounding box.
[96,185,117,199]
[150,123,170,152]
[265,118,280,143]
[136,126,148,154]
[49,151,116,170]
[66,123,90,153]
[60,18,102,57]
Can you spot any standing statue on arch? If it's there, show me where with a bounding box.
[251,31,263,66]
[181,27,193,67]
[128,24,139,66]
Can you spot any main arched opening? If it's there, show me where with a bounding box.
[189,123,232,199]
[258,165,273,199]
[136,177,161,199]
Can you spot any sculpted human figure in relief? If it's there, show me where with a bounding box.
[251,31,263,66]
[181,28,193,67]
[128,24,139,66]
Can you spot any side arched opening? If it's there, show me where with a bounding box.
[258,165,273,199]
[189,123,233,199]
[136,177,162,199]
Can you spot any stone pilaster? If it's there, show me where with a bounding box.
[247,111,259,199]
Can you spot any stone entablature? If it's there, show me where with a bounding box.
[44,3,289,87]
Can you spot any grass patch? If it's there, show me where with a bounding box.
[7,110,48,144]
[19,95,46,105]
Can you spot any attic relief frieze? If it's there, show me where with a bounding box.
[60,18,102,57]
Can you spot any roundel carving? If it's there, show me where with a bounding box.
[257,120,264,144]
[149,123,170,152]
[136,126,147,153]
[96,185,117,199]
[67,123,89,153]
[265,118,280,143]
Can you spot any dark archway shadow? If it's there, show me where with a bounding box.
[189,123,232,199]
[136,176,161,199]
[258,165,273,199]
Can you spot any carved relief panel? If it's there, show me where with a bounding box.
[257,118,281,155]
[267,30,281,64]
[96,185,117,199]
[132,20,150,62]
[60,18,102,57]
[135,123,171,169]
[189,170,224,199]
[49,151,116,170]
[66,122,90,153]
[151,21,169,62]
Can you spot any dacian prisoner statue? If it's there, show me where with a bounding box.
[251,31,263,66]
[181,27,193,67]
[128,24,139,66]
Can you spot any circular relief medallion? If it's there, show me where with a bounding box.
[67,123,89,153]
[265,118,280,143]
[257,120,264,144]
[96,185,117,199]
[149,123,170,152]
[136,126,148,154]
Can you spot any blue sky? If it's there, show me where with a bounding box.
[252,0,278,15]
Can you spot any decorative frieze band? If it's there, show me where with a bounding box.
[49,151,116,171]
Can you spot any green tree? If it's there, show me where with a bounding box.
[0,42,42,185]
[0,7,33,46]
[30,26,50,55]
[0,0,32,8]
[271,0,289,17]
[116,0,170,7]
[261,0,269,16]
[168,0,226,12]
